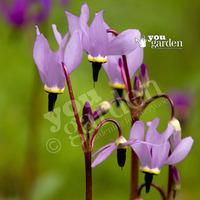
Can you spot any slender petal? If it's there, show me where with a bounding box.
[65,11,80,34]
[64,31,83,73]
[161,123,174,141]
[92,143,115,158]
[102,56,124,85]
[92,143,117,168]
[88,11,108,57]
[165,137,193,165]
[80,3,89,33]
[130,121,145,140]
[52,24,63,45]
[127,46,144,78]
[107,29,141,55]
[146,118,161,144]
[33,27,49,83]
[151,142,170,169]
[131,143,151,168]
[33,26,65,92]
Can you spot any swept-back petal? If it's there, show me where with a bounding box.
[151,142,170,169]
[33,26,65,92]
[89,11,108,57]
[80,3,89,33]
[107,29,141,55]
[127,46,144,78]
[65,11,80,34]
[102,56,124,85]
[64,31,83,73]
[146,118,160,144]
[165,137,193,165]
[33,27,50,83]
[131,142,151,168]
[92,143,117,168]
[161,123,174,141]
[130,121,145,140]
[92,142,115,158]
[52,24,62,45]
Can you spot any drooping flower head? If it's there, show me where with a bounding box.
[130,118,193,193]
[33,25,82,111]
[66,3,141,82]
[92,135,130,168]
[103,45,143,104]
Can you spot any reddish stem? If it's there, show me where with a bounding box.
[85,152,92,200]
[122,55,134,102]
[62,63,86,146]
[167,165,173,199]
[107,28,139,200]
[138,183,167,200]
[130,150,139,199]
[90,118,122,148]
[142,94,175,119]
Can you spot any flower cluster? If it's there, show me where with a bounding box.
[33,3,193,200]
[33,3,142,111]
[92,118,193,192]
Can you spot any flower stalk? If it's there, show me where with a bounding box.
[84,152,92,200]
[62,62,86,146]
[138,183,167,200]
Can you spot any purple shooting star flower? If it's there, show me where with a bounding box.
[0,0,52,28]
[66,3,141,82]
[33,25,82,111]
[92,135,130,168]
[103,46,143,104]
[130,118,193,193]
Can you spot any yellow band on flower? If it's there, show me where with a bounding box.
[110,83,126,89]
[88,54,108,63]
[44,85,64,94]
[141,167,160,175]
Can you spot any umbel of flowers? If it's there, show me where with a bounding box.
[33,3,193,200]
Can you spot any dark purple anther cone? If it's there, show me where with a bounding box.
[48,93,58,112]
[117,148,126,167]
[144,172,154,193]
[92,62,102,82]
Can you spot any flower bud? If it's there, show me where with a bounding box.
[140,63,149,86]
[171,166,181,190]
[82,101,94,130]
[134,76,143,97]
[93,101,112,120]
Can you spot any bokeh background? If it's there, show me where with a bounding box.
[0,0,199,199]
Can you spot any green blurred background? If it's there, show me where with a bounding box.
[0,0,199,199]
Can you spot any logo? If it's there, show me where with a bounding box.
[136,35,183,49]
